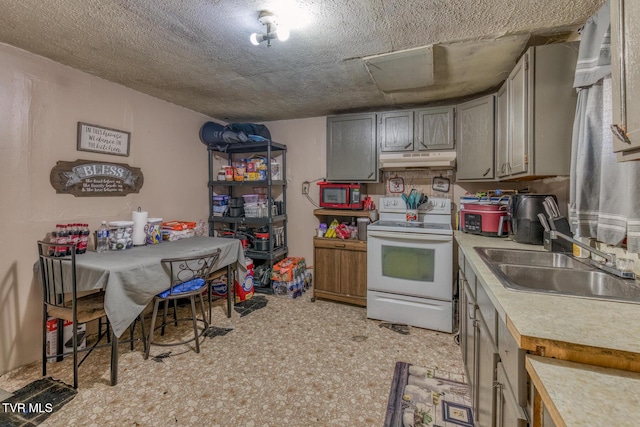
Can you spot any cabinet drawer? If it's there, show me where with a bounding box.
[476,282,497,346]
[313,238,366,251]
[498,317,527,406]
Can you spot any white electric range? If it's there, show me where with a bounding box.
[366,196,454,333]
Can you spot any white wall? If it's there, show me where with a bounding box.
[0,43,212,375]
[264,118,327,265]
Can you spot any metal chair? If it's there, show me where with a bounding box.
[144,249,222,359]
[37,241,146,388]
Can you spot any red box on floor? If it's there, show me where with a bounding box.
[46,317,86,362]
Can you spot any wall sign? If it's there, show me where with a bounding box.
[50,159,144,197]
[388,176,405,193]
[77,122,130,157]
[432,176,451,193]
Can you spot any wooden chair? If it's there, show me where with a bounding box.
[144,249,222,359]
[37,241,146,388]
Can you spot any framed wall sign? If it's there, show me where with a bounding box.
[50,159,143,197]
[432,175,451,193]
[77,122,130,157]
[388,176,405,193]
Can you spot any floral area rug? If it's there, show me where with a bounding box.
[384,362,473,427]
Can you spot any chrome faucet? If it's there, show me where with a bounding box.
[548,231,635,279]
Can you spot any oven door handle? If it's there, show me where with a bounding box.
[367,230,452,242]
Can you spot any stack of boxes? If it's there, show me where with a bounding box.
[271,257,311,298]
[46,317,86,362]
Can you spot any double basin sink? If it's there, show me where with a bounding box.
[475,247,640,304]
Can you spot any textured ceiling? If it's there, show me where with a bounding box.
[0,0,606,122]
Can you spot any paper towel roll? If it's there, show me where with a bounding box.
[132,210,148,246]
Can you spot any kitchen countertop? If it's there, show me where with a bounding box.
[455,231,640,371]
[526,355,640,426]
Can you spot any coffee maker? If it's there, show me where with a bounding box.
[508,194,558,245]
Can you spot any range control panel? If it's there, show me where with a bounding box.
[379,196,451,215]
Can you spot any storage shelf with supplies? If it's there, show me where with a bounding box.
[207,140,288,293]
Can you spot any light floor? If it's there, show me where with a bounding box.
[0,292,463,427]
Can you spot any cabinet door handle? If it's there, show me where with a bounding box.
[468,303,477,320]
[494,381,504,427]
[420,141,427,149]
[611,124,631,144]
[403,142,412,149]
[482,168,491,177]
[500,163,506,173]
[367,171,374,179]
[334,243,346,248]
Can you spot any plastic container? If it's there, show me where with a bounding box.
[108,220,134,250]
[244,203,260,218]
[146,218,163,245]
[242,194,259,204]
[357,217,370,241]
[225,166,234,181]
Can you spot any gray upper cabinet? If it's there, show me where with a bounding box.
[415,107,455,150]
[378,107,455,152]
[326,113,378,182]
[456,95,495,181]
[496,43,578,180]
[611,0,640,161]
[378,111,414,152]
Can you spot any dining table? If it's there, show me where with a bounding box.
[39,236,247,385]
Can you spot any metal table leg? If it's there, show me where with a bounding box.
[226,265,232,318]
[110,331,118,386]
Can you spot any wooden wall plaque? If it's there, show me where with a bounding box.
[50,159,144,197]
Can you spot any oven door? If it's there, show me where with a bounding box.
[367,229,453,301]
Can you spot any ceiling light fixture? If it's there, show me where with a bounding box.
[250,11,289,47]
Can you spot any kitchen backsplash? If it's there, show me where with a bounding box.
[367,169,456,199]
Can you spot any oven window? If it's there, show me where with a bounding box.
[322,188,347,204]
[381,246,435,282]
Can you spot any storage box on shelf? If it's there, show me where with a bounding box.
[207,141,288,293]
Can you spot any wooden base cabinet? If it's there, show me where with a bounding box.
[313,237,367,306]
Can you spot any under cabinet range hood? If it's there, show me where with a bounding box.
[379,151,456,170]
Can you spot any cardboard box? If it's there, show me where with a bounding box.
[46,317,86,362]
[271,257,306,282]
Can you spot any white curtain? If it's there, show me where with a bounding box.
[569,1,640,253]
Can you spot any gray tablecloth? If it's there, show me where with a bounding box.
[41,237,246,338]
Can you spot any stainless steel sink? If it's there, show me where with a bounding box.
[474,247,640,304]
[475,247,592,269]
[495,264,640,303]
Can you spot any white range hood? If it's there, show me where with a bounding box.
[379,151,456,169]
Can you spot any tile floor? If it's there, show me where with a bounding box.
[0,292,463,426]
